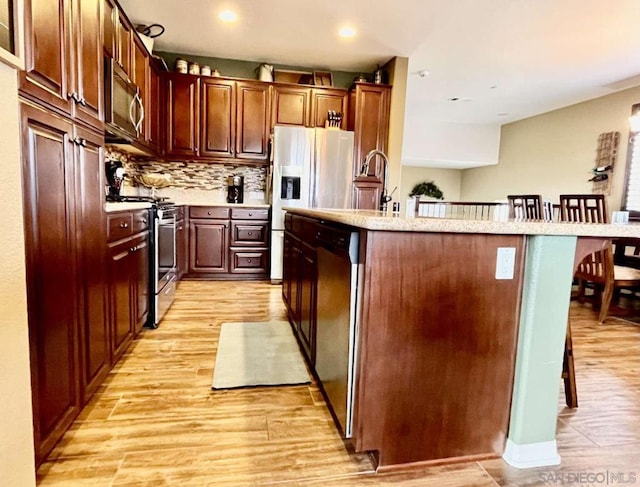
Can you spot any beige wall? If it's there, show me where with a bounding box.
[0,63,35,484]
[383,57,408,208]
[461,86,640,211]
[400,166,462,202]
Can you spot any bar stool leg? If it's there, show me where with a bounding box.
[562,322,578,408]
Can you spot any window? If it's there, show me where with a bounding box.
[622,103,640,219]
[0,0,13,54]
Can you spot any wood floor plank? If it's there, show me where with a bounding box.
[36,281,640,486]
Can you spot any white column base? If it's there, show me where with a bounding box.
[503,439,561,469]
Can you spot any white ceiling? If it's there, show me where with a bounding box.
[121,0,640,167]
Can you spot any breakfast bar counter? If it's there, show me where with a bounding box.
[283,208,640,470]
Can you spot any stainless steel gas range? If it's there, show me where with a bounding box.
[106,195,177,327]
[150,201,178,327]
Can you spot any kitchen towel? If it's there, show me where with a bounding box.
[212,321,311,389]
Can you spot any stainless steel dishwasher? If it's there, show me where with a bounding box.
[315,224,361,438]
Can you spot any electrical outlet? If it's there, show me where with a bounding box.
[495,247,516,280]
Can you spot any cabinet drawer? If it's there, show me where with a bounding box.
[107,213,133,242]
[230,249,269,273]
[231,221,269,246]
[190,206,230,219]
[131,210,150,233]
[231,208,269,220]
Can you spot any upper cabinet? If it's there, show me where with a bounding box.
[200,78,235,158]
[236,80,270,160]
[165,72,200,158]
[311,88,348,129]
[271,85,311,127]
[72,0,104,126]
[348,82,391,179]
[132,35,150,142]
[166,76,270,163]
[115,10,132,75]
[20,0,104,129]
[102,0,115,58]
[271,84,348,129]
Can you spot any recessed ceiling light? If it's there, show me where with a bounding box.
[219,9,238,23]
[498,112,509,117]
[339,26,356,38]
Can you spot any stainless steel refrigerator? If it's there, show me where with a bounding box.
[270,126,355,281]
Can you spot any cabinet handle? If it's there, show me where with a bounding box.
[141,218,147,224]
[68,92,81,103]
[73,137,87,147]
[80,97,87,107]
[130,245,137,252]
[120,222,129,228]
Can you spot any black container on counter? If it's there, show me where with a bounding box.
[227,175,244,203]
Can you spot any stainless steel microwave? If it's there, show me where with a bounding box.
[104,57,144,142]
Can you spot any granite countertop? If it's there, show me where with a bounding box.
[105,202,153,212]
[284,208,640,238]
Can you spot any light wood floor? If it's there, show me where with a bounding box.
[37,281,640,486]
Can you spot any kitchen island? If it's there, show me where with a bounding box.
[282,208,640,470]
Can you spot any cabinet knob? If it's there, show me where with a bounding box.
[120,222,129,228]
[130,246,136,252]
[142,219,147,224]
[248,212,253,216]
[247,259,252,263]
[248,232,253,236]
[207,211,212,215]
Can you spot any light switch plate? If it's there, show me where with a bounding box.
[496,247,516,280]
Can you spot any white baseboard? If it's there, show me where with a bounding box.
[502,439,561,469]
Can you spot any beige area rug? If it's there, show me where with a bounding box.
[212,321,311,389]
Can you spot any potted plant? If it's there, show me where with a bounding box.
[409,181,444,200]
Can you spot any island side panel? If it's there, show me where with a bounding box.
[353,231,526,467]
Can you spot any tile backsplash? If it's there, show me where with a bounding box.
[105,148,267,195]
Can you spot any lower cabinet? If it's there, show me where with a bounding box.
[176,206,188,280]
[107,210,150,362]
[283,222,317,364]
[187,206,270,279]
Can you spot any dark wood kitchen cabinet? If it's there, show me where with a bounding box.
[187,206,270,279]
[20,0,105,128]
[311,88,348,129]
[102,0,115,57]
[200,78,235,158]
[271,85,348,129]
[115,9,132,75]
[348,82,391,209]
[282,215,317,364]
[107,210,150,361]
[165,72,200,158]
[20,100,109,466]
[236,81,271,160]
[189,209,229,274]
[271,84,311,127]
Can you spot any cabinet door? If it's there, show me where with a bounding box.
[282,232,293,310]
[299,244,316,363]
[189,220,229,273]
[74,127,109,402]
[108,240,133,362]
[132,37,150,141]
[72,0,104,126]
[353,181,381,210]
[290,242,302,328]
[349,83,391,179]
[148,63,162,152]
[165,73,200,157]
[200,78,235,158]
[20,103,79,466]
[102,0,116,58]
[20,0,73,115]
[236,81,270,160]
[311,88,347,128]
[132,232,150,333]
[271,85,311,127]
[116,10,131,75]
